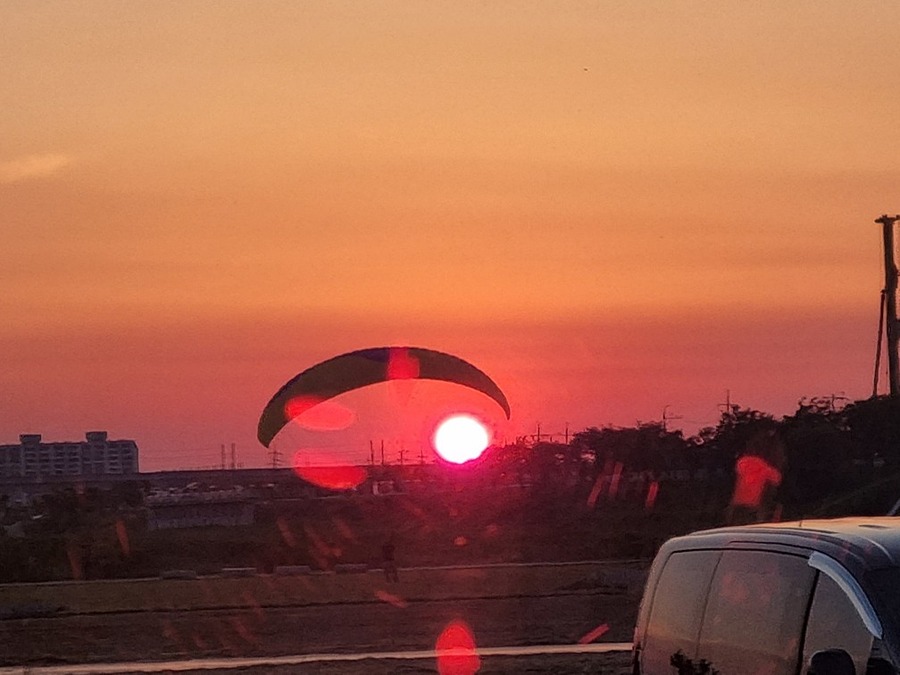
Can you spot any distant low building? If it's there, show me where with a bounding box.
[146,489,254,530]
[146,499,255,530]
[0,432,139,479]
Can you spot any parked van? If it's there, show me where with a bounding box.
[633,518,900,675]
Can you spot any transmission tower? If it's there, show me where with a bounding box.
[269,442,282,469]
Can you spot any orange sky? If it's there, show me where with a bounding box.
[2,2,900,470]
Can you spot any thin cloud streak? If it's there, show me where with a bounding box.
[0,154,72,183]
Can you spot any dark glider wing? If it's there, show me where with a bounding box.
[257,346,510,447]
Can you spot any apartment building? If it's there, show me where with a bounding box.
[0,432,139,479]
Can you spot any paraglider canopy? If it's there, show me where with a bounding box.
[257,346,511,448]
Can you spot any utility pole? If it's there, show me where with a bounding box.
[220,444,226,471]
[875,214,900,397]
[718,390,733,417]
[369,440,375,465]
[662,406,682,432]
[380,440,385,466]
[230,443,236,470]
[874,290,886,397]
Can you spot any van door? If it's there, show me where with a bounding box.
[803,572,875,675]
[640,550,720,675]
[695,550,815,675]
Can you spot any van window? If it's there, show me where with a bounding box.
[697,550,815,675]
[642,550,720,675]
[804,573,874,675]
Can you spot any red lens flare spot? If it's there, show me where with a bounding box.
[772,502,783,522]
[276,516,298,548]
[387,347,420,408]
[230,616,257,645]
[115,518,130,557]
[433,414,491,464]
[375,589,409,608]
[608,461,623,499]
[578,622,610,644]
[284,396,356,431]
[453,536,468,547]
[66,541,83,581]
[284,395,320,420]
[435,620,480,675]
[644,480,659,511]
[387,347,420,380]
[292,450,367,491]
[731,454,782,509]
[586,473,604,508]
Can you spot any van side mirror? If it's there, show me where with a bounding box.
[807,649,856,675]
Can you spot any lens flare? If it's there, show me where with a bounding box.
[435,620,480,675]
[284,396,357,431]
[291,449,367,491]
[578,622,610,644]
[432,414,491,464]
[386,347,420,380]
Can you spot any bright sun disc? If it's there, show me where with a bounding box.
[433,414,491,464]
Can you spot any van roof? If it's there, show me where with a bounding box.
[669,517,900,570]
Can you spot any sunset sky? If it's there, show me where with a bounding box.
[3,2,900,471]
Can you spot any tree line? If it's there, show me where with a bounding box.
[477,394,900,519]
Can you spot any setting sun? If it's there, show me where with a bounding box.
[432,414,491,464]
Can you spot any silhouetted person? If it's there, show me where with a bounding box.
[382,539,399,582]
